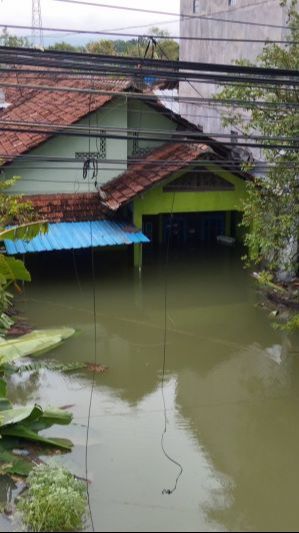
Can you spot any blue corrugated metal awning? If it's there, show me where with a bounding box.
[4,221,150,255]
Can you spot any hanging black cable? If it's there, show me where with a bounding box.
[85,77,97,533]
[1,46,299,79]
[161,193,184,496]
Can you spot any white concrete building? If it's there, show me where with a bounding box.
[180,0,290,138]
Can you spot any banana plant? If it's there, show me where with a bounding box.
[0,388,74,477]
[0,328,76,477]
[0,328,76,365]
[0,221,48,336]
[0,221,48,242]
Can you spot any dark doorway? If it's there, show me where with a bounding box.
[143,212,227,249]
[163,212,226,247]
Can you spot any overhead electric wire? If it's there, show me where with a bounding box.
[2,69,299,95]
[3,165,299,175]
[0,46,299,78]
[1,118,299,145]
[2,66,299,95]
[2,46,299,79]
[0,126,298,151]
[3,165,299,183]
[1,80,299,112]
[1,155,299,168]
[52,0,292,31]
[1,23,298,45]
[2,63,299,89]
[6,160,299,171]
[0,76,287,124]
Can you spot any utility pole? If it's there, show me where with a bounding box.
[32,0,44,48]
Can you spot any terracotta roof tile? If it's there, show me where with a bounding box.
[102,142,212,211]
[25,192,108,223]
[0,71,135,162]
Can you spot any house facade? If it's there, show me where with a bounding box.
[0,70,248,267]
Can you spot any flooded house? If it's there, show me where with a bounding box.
[0,71,248,267]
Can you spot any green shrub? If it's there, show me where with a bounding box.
[17,464,87,532]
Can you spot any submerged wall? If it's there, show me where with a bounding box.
[133,165,246,228]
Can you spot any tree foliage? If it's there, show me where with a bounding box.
[48,41,84,53]
[0,176,35,227]
[0,27,179,61]
[217,2,299,279]
[0,176,37,334]
[0,28,30,48]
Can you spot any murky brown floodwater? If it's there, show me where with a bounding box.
[1,246,299,532]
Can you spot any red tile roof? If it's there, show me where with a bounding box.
[0,71,135,162]
[25,192,108,223]
[101,142,212,211]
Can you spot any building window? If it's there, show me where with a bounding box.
[193,0,200,13]
[228,0,236,6]
[75,151,104,161]
[97,130,107,159]
[75,131,107,161]
[164,170,234,192]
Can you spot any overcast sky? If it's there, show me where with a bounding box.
[0,0,181,43]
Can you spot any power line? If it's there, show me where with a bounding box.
[6,165,299,177]
[52,0,292,31]
[1,119,299,144]
[1,155,298,167]
[2,66,299,94]
[2,67,299,94]
[1,62,298,89]
[0,23,298,45]
[2,45,299,79]
[0,125,298,151]
[0,76,285,123]
[1,81,299,112]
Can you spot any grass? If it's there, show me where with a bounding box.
[17,464,87,532]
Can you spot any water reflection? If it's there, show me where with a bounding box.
[3,247,299,532]
[0,477,19,533]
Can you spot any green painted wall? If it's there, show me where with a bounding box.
[6,99,179,196]
[127,101,177,157]
[6,97,128,195]
[133,164,246,229]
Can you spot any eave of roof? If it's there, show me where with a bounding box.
[24,192,109,223]
[101,142,213,211]
[4,220,150,255]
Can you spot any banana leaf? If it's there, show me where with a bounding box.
[0,255,31,283]
[0,221,48,242]
[1,425,73,451]
[0,328,75,365]
[25,408,73,432]
[0,399,12,412]
[0,405,43,428]
[0,405,73,452]
[0,378,7,398]
[0,449,32,477]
